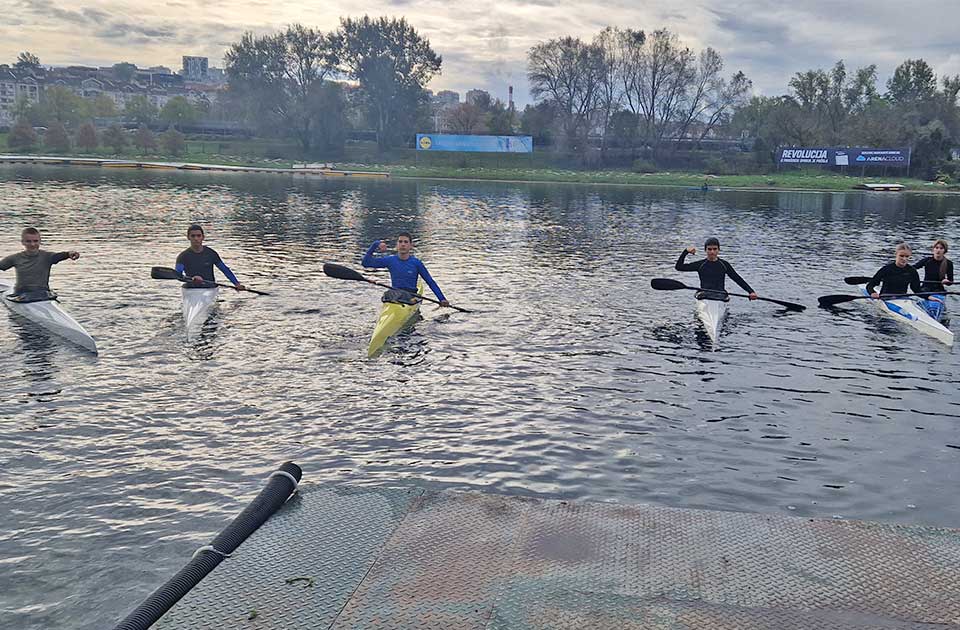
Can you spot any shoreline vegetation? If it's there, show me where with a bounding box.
[3,135,959,193]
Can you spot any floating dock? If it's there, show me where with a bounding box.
[0,155,389,178]
[854,182,906,191]
[144,483,960,629]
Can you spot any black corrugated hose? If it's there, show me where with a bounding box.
[112,461,302,630]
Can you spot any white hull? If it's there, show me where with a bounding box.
[860,286,954,346]
[696,298,728,343]
[0,283,97,353]
[181,286,219,338]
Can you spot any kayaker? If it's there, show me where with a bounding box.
[866,243,922,299]
[362,232,450,307]
[174,225,245,291]
[675,238,758,300]
[913,239,953,292]
[0,227,80,300]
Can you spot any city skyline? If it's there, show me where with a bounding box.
[3,0,960,105]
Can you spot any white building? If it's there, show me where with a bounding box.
[0,69,41,126]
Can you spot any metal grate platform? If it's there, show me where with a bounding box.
[154,485,960,629]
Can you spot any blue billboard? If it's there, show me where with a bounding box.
[778,147,910,167]
[417,134,533,153]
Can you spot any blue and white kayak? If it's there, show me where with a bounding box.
[859,286,953,346]
[920,294,947,322]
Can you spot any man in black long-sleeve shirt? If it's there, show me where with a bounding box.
[866,243,922,298]
[675,237,758,301]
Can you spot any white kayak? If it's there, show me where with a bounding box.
[859,286,954,346]
[696,298,728,343]
[0,283,97,353]
[181,286,219,338]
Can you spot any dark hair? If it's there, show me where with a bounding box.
[934,239,949,279]
[397,231,413,242]
[187,224,204,237]
[704,237,720,249]
[21,227,40,238]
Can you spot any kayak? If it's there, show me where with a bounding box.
[0,283,97,353]
[859,286,953,346]
[696,297,728,343]
[368,282,423,358]
[920,294,947,322]
[182,285,219,338]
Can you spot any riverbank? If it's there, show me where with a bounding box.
[1,141,956,192]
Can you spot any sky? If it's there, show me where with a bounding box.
[2,0,959,106]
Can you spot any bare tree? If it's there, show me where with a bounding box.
[446,103,486,134]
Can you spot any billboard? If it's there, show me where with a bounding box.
[416,134,533,153]
[778,147,910,167]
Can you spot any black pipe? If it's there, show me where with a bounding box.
[112,461,302,630]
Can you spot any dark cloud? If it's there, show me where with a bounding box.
[710,9,791,45]
[96,22,176,40]
[19,0,90,24]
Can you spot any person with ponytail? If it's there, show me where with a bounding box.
[913,239,953,320]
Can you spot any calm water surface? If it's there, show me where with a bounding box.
[0,166,958,629]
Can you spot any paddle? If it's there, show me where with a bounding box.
[650,278,806,312]
[150,266,270,296]
[323,262,472,313]
[819,291,956,308]
[845,275,953,288]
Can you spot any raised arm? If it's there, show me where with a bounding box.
[675,250,701,272]
[361,240,389,268]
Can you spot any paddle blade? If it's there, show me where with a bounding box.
[767,299,805,312]
[651,278,687,291]
[844,276,873,285]
[151,266,183,280]
[818,294,860,308]
[323,263,367,282]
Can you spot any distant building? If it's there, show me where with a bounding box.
[465,89,490,106]
[182,56,208,82]
[951,147,960,161]
[433,90,459,106]
[0,68,40,126]
[147,65,172,74]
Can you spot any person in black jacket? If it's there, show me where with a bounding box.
[675,237,757,301]
[866,243,922,298]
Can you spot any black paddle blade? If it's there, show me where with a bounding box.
[844,276,873,285]
[651,278,687,290]
[323,263,366,282]
[818,294,860,308]
[770,299,806,312]
[151,266,183,280]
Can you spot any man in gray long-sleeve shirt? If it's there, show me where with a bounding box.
[0,227,80,299]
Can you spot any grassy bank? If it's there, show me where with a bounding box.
[3,132,957,192]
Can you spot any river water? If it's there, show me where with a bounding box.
[0,166,958,629]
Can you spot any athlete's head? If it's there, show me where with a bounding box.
[704,237,720,261]
[933,239,949,258]
[895,242,911,267]
[187,224,205,247]
[397,232,413,255]
[21,227,41,252]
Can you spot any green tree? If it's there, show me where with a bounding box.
[912,119,953,180]
[124,95,158,124]
[7,117,39,151]
[14,51,41,74]
[225,24,339,152]
[887,59,937,104]
[91,94,119,117]
[161,128,186,156]
[75,121,99,151]
[337,16,442,150]
[486,99,516,135]
[159,96,199,129]
[44,121,71,152]
[12,94,43,125]
[112,62,137,83]
[520,101,557,145]
[42,85,85,126]
[102,124,128,153]
[134,124,157,154]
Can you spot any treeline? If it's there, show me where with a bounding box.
[731,59,960,179]
[221,17,440,153]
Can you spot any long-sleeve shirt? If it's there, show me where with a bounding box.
[175,246,239,285]
[675,250,754,294]
[362,241,446,301]
[0,249,70,293]
[866,263,922,296]
[913,256,954,293]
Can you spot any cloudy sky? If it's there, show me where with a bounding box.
[2,0,959,104]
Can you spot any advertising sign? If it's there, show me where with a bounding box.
[416,134,533,153]
[778,147,910,167]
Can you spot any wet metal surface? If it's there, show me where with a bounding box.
[157,484,960,629]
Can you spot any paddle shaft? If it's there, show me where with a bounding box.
[360,277,471,313]
[674,284,804,311]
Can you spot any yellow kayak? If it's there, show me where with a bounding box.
[367,282,423,357]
